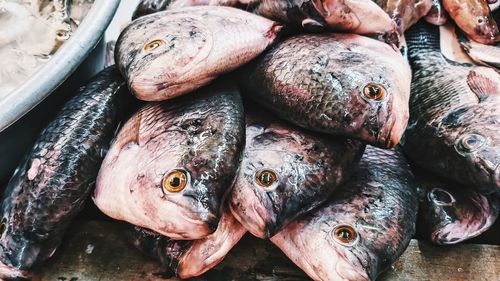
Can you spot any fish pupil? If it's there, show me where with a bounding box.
[339,230,351,240]
[261,173,271,184]
[170,177,181,187]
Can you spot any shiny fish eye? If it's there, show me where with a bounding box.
[0,218,6,236]
[163,170,188,193]
[456,133,486,154]
[362,83,386,101]
[56,29,70,40]
[255,169,278,188]
[429,188,455,206]
[332,225,358,246]
[144,39,164,52]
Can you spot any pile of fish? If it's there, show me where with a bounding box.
[0,0,498,280]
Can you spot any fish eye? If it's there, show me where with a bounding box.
[332,225,359,246]
[0,218,7,236]
[362,83,386,101]
[428,188,456,206]
[455,133,486,154]
[56,29,70,40]
[477,17,484,24]
[144,39,164,52]
[255,169,278,188]
[163,170,188,193]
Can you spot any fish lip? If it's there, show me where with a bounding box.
[0,260,30,280]
[228,199,269,239]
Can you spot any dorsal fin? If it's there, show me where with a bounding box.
[467,67,500,101]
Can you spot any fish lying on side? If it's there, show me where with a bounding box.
[240,33,411,148]
[129,209,246,279]
[93,81,245,240]
[416,172,499,245]
[229,109,365,238]
[443,0,499,44]
[0,67,129,279]
[116,6,281,101]
[271,146,419,281]
[425,0,448,25]
[404,22,500,193]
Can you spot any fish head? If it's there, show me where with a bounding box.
[472,13,500,44]
[116,12,214,101]
[449,0,500,44]
[418,184,499,244]
[329,37,411,148]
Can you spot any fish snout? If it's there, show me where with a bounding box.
[377,109,408,148]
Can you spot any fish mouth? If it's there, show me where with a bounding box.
[0,260,30,280]
[377,113,407,148]
[229,200,270,239]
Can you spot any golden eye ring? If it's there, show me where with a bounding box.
[255,169,278,188]
[332,224,359,246]
[144,39,164,52]
[163,169,188,193]
[362,83,387,101]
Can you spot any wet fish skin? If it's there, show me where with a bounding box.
[271,146,419,281]
[425,0,448,25]
[0,67,129,279]
[456,27,500,68]
[116,6,281,101]
[404,22,500,193]
[416,173,499,245]
[132,0,173,19]
[93,81,245,240]
[129,209,246,279]
[373,0,433,33]
[240,33,411,148]
[229,109,365,238]
[443,0,499,44]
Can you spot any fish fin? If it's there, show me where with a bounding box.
[467,68,500,101]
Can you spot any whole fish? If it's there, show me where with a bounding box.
[404,22,500,193]
[271,146,419,281]
[416,173,499,245]
[116,6,281,101]
[425,0,448,25]
[132,0,172,19]
[0,67,129,279]
[229,109,365,238]
[373,0,433,33]
[93,81,245,240]
[156,0,397,36]
[240,33,411,148]
[443,0,499,44]
[129,209,246,278]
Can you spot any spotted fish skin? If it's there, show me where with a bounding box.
[415,172,499,245]
[271,146,419,281]
[116,6,281,101]
[93,81,245,240]
[240,33,411,148]
[404,22,500,193]
[0,67,129,279]
[229,109,365,238]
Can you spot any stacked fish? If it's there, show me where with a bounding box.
[0,0,498,280]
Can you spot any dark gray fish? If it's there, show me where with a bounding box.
[425,0,448,25]
[129,209,246,279]
[271,146,419,281]
[416,173,499,245]
[132,0,172,19]
[93,81,245,240]
[0,67,129,279]
[116,6,281,101]
[229,109,365,238]
[404,22,500,193]
[240,33,411,148]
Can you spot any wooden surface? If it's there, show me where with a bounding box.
[35,221,500,281]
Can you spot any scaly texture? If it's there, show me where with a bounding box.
[241,33,411,148]
[404,22,500,193]
[0,67,129,279]
[94,81,245,240]
[271,146,419,281]
[116,6,281,101]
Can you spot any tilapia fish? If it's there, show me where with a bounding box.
[116,6,281,101]
[240,33,411,148]
[425,0,448,25]
[93,81,245,240]
[229,109,365,238]
[373,0,433,33]
[416,173,499,245]
[129,209,246,279]
[404,22,500,193]
[271,146,419,281]
[0,67,129,279]
[443,0,499,44]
